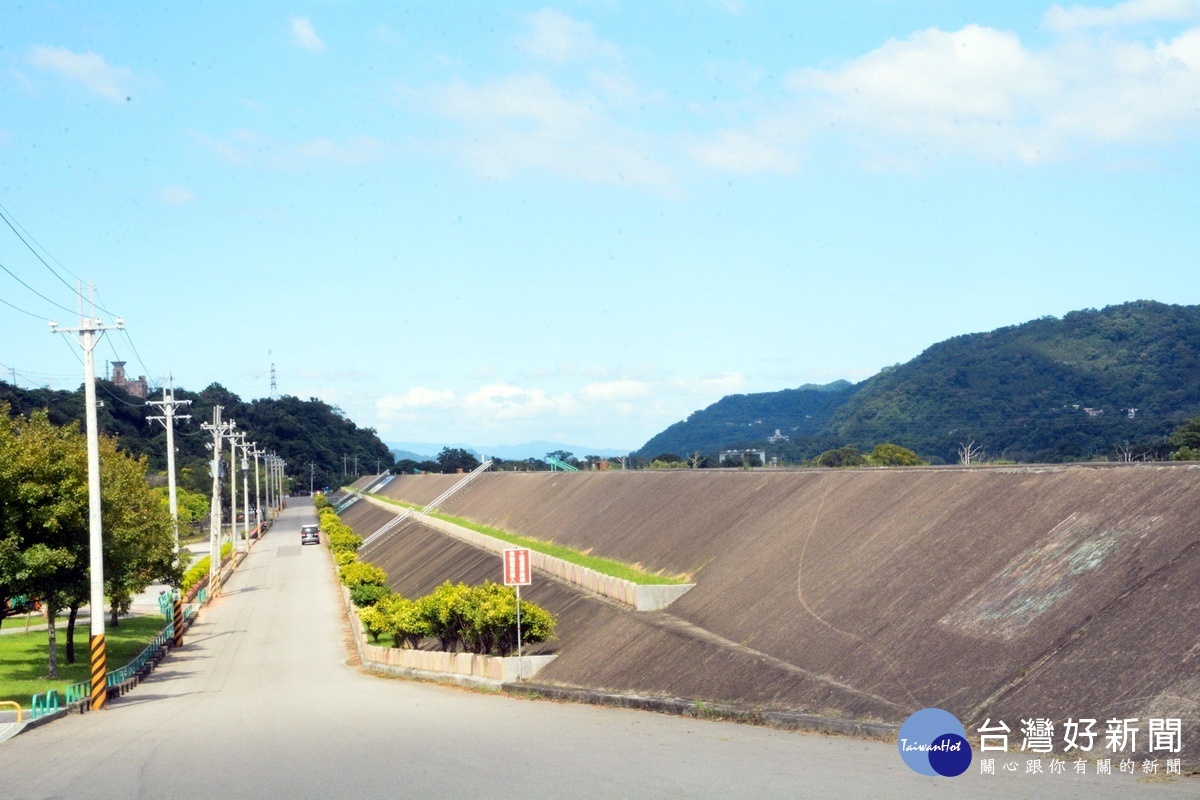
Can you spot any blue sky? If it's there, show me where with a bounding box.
[2,1,1199,453]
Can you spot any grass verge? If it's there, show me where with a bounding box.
[0,614,169,706]
[361,492,688,585]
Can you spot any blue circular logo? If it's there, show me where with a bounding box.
[898,708,973,777]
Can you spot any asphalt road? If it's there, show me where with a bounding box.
[0,500,1193,799]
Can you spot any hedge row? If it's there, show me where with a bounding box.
[181,541,234,594]
[320,506,363,555]
[357,581,555,658]
[322,502,556,657]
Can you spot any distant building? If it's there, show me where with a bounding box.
[767,428,789,443]
[110,361,148,399]
[719,449,766,465]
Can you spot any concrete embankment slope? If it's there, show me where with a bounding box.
[360,465,1199,760]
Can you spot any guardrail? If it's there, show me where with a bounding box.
[335,494,361,513]
[422,460,493,512]
[30,690,59,719]
[1,700,24,722]
[361,509,412,548]
[52,605,201,712]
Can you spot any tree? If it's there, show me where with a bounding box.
[1168,416,1200,460]
[814,446,867,468]
[958,440,983,466]
[436,447,480,474]
[0,407,86,675]
[866,443,925,467]
[162,486,209,528]
[96,435,178,626]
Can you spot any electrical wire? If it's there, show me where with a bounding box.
[119,328,160,386]
[96,379,147,408]
[0,293,48,320]
[0,202,115,316]
[55,333,85,368]
[0,257,80,317]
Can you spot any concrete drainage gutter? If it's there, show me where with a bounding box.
[503,683,901,740]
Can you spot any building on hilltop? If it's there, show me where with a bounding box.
[110,361,148,399]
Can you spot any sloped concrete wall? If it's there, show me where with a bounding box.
[364,465,1200,761]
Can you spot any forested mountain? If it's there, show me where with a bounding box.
[636,301,1200,464]
[0,380,393,494]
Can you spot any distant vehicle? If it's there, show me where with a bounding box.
[300,524,320,545]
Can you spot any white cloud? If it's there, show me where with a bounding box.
[1044,0,1200,31]
[690,17,1200,172]
[378,387,456,411]
[374,373,746,445]
[158,186,195,205]
[290,17,326,53]
[193,130,383,168]
[580,379,651,402]
[519,9,622,63]
[426,73,672,186]
[291,136,384,165]
[688,128,801,174]
[27,46,134,101]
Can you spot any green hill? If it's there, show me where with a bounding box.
[0,380,394,494]
[636,301,1200,464]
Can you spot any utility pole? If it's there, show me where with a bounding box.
[50,291,123,712]
[310,462,317,496]
[343,454,347,478]
[270,362,277,399]
[146,377,191,561]
[250,444,262,532]
[201,407,232,595]
[239,439,251,552]
[264,453,275,514]
[228,428,243,552]
[276,456,287,505]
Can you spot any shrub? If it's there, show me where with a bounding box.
[328,530,363,554]
[357,605,390,642]
[339,560,387,590]
[417,582,474,652]
[181,558,210,593]
[313,493,331,511]
[350,583,392,608]
[334,549,358,567]
[411,581,557,656]
[461,581,556,656]
[385,596,429,649]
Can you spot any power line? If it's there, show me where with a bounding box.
[0,257,79,316]
[93,288,158,386]
[0,202,116,316]
[0,292,48,320]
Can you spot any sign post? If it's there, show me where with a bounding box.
[502,548,532,680]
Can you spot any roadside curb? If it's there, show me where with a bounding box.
[501,682,901,740]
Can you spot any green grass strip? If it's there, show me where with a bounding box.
[0,614,171,706]
[355,491,687,585]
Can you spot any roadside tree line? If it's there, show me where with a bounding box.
[0,405,177,676]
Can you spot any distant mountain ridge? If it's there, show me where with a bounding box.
[636,301,1200,464]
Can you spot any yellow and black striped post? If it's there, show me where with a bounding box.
[173,597,184,647]
[89,633,107,711]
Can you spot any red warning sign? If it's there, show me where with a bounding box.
[503,548,531,586]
